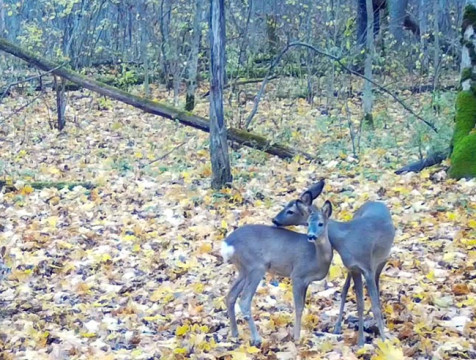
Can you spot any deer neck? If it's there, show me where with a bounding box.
[314,231,333,269]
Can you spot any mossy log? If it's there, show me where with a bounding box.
[0,181,95,192]
[0,37,311,161]
[449,3,476,179]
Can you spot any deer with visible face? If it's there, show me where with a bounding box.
[221,180,332,346]
[273,181,395,346]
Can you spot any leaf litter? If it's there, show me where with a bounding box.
[0,85,474,359]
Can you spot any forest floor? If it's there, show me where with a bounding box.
[0,77,475,359]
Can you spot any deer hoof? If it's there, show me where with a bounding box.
[250,339,262,347]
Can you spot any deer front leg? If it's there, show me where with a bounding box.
[292,279,309,341]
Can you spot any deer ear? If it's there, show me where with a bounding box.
[300,179,325,205]
[299,191,312,206]
[322,200,332,218]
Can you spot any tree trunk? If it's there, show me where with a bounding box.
[185,0,203,111]
[55,76,67,131]
[356,0,384,47]
[433,0,441,89]
[363,0,374,128]
[209,0,232,189]
[160,0,172,89]
[0,37,311,161]
[0,0,5,37]
[389,0,408,42]
[449,2,476,179]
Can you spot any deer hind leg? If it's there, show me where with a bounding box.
[364,269,386,340]
[334,272,351,334]
[375,261,386,295]
[227,273,246,338]
[238,268,265,346]
[351,271,365,347]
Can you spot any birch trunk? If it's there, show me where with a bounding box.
[209,0,232,188]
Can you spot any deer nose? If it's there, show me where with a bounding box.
[272,218,281,227]
[308,234,317,242]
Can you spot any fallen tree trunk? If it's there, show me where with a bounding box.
[0,37,312,160]
[394,150,448,174]
[0,181,95,192]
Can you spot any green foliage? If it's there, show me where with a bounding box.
[17,23,44,52]
[97,97,112,110]
[450,132,476,179]
[452,91,476,147]
[450,90,476,179]
[111,158,133,173]
[117,66,139,89]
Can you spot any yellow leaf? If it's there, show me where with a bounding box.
[173,347,188,354]
[47,216,58,228]
[426,270,435,282]
[447,212,457,221]
[101,253,111,262]
[198,243,212,254]
[221,220,228,229]
[48,166,61,175]
[247,346,261,354]
[176,324,190,336]
[132,244,141,252]
[18,149,27,158]
[372,339,405,360]
[134,151,143,159]
[144,315,167,321]
[122,234,137,242]
[193,283,204,294]
[19,185,34,195]
[468,219,476,228]
[230,350,249,360]
[80,332,97,338]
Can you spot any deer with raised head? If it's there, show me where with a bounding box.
[273,182,395,346]
[221,181,332,346]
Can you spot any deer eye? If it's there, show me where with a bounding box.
[286,210,294,215]
[318,222,324,227]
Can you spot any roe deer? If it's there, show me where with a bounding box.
[273,183,395,346]
[221,182,332,346]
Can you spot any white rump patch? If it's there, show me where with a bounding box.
[220,242,235,262]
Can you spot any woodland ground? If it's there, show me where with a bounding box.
[0,76,475,360]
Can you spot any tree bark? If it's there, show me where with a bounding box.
[363,0,374,128]
[185,0,203,111]
[389,0,408,42]
[0,37,311,161]
[209,0,232,189]
[449,2,476,179]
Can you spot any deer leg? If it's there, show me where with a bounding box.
[291,279,309,341]
[239,269,265,346]
[352,271,365,347]
[227,274,246,338]
[334,273,351,334]
[364,270,386,341]
[375,261,386,295]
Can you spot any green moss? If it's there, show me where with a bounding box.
[462,4,476,34]
[449,132,476,179]
[461,67,474,83]
[452,91,476,146]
